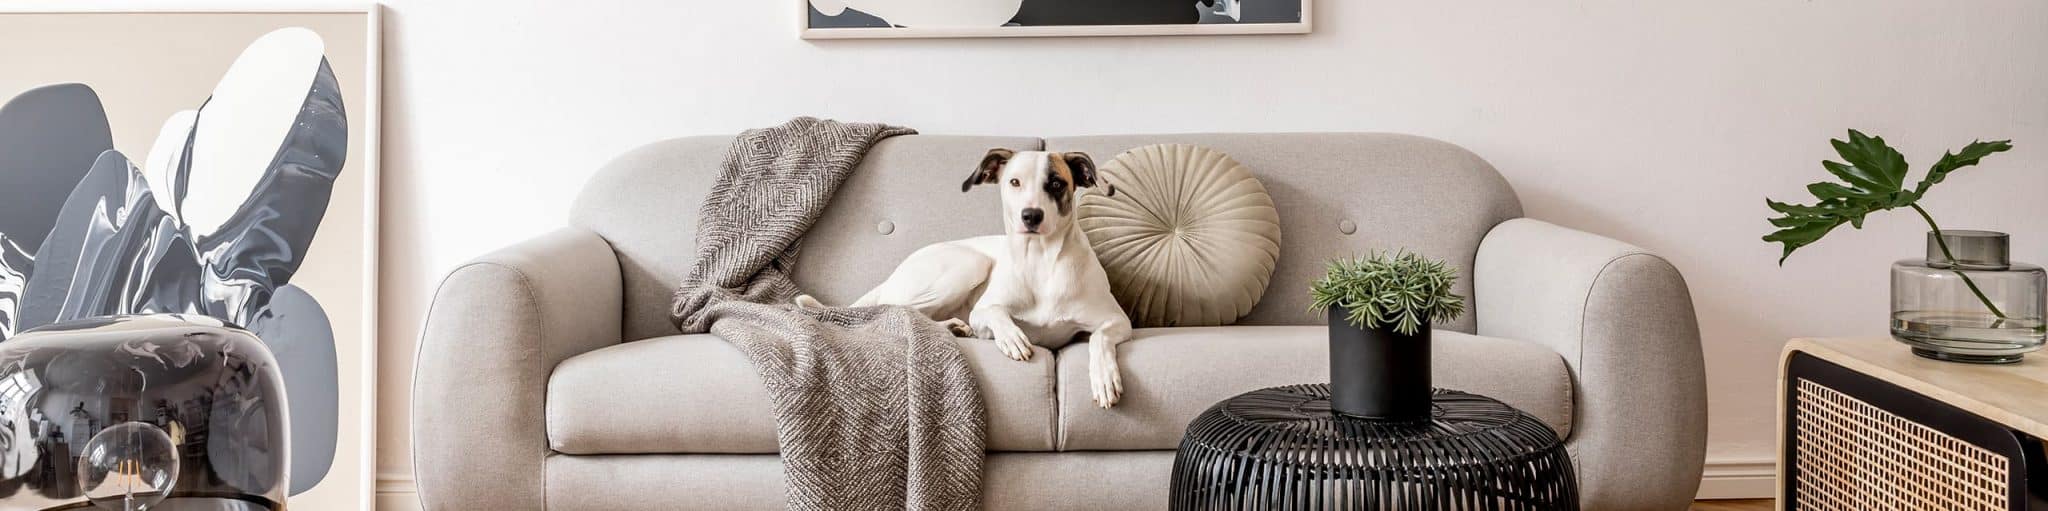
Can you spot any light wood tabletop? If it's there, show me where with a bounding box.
[1782,337,2048,439]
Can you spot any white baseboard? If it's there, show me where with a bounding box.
[376,476,421,511]
[1695,458,1775,500]
[371,457,1779,507]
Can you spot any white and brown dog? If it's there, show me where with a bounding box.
[796,148,1131,408]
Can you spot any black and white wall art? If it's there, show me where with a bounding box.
[0,8,378,510]
[803,0,1310,38]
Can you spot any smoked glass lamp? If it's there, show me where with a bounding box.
[0,315,288,510]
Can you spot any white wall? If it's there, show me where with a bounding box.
[346,0,2048,505]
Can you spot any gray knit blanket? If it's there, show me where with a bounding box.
[669,117,985,510]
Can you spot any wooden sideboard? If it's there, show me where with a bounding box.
[1777,337,2048,510]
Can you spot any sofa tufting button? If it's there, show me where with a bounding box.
[1338,219,1357,235]
[876,220,895,235]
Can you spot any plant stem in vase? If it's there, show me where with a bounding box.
[1908,204,2007,321]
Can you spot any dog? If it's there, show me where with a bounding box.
[795,148,1131,408]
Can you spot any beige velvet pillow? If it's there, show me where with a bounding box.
[1079,144,1282,327]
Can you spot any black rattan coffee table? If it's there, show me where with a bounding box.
[1171,384,1576,510]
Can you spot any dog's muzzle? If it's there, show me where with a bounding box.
[1020,208,1045,232]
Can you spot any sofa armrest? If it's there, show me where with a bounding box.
[1474,218,1707,509]
[412,228,623,510]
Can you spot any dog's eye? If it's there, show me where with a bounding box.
[1047,180,1065,190]
[1009,178,1021,187]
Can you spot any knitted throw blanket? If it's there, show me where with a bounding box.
[669,117,985,510]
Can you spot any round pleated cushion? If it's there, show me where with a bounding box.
[1079,144,1281,327]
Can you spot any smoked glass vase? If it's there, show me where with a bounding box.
[1890,230,2048,363]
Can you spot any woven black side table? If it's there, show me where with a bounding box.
[1171,384,1576,510]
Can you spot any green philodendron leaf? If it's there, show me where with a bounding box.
[1766,199,1843,216]
[1820,160,1891,196]
[1764,130,2014,264]
[1831,129,1909,190]
[1915,139,2013,196]
[1805,181,1874,201]
[1761,211,1849,263]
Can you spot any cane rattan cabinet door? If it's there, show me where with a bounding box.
[1779,344,2048,511]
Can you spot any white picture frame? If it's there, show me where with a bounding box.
[799,0,1313,39]
[0,3,380,510]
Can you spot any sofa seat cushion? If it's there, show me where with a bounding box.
[548,333,1058,454]
[1056,326,1573,451]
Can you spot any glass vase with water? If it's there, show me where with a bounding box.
[1891,230,2047,363]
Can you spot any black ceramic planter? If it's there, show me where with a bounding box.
[1327,307,1432,420]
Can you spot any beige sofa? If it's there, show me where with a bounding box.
[412,133,1707,510]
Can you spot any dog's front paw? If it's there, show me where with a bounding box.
[792,294,824,309]
[1090,347,1124,408]
[992,327,1034,361]
[939,318,973,337]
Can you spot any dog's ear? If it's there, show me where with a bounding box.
[1063,152,1104,192]
[964,148,1014,192]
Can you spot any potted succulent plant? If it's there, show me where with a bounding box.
[1308,250,1466,419]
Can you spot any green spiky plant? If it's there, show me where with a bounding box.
[1308,251,1466,336]
[1764,129,2014,318]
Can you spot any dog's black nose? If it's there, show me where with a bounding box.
[1021,208,1044,228]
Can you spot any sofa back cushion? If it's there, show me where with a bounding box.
[573,135,1039,340]
[573,133,1517,340]
[1048,133,1519,331]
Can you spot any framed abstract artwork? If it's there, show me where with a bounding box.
[0,4,379,510]
[801,0,1312,39]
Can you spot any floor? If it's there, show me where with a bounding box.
[1691,499,1771,510]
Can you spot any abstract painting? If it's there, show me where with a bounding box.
[0,8,377,510]
[803,0,1310,38]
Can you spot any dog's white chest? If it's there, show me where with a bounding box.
[1007,304,1088,349]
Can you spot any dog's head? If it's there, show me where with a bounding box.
[961,149,1114,237]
